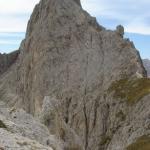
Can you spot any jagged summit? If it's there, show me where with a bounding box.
[0,0,149,149]
[25,0,85,38]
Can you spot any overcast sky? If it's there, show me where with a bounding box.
[0,0,150,58]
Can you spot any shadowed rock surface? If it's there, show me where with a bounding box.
[0,0,149,149]
[143,59,150,76]
[0,50,19,75]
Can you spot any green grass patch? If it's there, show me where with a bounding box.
[126,135,150,150]
[108,78,150,104]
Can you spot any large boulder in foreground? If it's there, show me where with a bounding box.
[0,106,55,150]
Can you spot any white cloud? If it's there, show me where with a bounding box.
[0,16,28,32]
[0,40,20,45]
[0,0,40,32]
[0,0,40,14]
[81,0,150,35]
[0,0,150,34]
[125,15,150,35]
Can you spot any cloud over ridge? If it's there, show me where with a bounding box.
[81,0,150,35]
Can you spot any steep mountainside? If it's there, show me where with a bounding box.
[143,59,150,76]
[0,0,150,150]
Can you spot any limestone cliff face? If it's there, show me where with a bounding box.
[19,0,145,114]
[0,0,149,150]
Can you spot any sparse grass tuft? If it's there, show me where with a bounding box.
[100,135,111,146]
[0,120,7,129]
[126,135,150,150]
[108,78,150,105]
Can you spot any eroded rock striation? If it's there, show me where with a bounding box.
[0,0,149,149]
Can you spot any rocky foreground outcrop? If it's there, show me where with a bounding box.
[0,104,56,150]
[0,0,150,149]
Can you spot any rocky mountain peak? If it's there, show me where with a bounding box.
[25,0,84,39]
[0,0,149,150]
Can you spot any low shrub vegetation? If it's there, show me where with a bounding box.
[108,78,150,104]
[126,135,150,150]
[0,120,7,128]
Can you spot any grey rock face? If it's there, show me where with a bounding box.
[143,59,150,76]
[0,0,149,149]
[0,50,19,75]
[116,25,124,37]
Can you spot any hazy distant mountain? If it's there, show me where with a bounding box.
[143,59,150,76]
